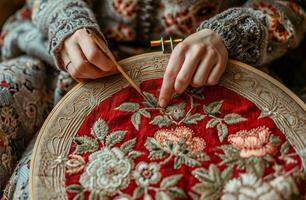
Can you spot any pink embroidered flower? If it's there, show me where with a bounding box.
[155,126,206,153]
[228,126,276,158]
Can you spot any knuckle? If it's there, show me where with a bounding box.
[176,42,188,52]
[176,75,189,85]
[165,68,177,79]
[87,49,99,62]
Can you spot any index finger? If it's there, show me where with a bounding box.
[159,45,185,107]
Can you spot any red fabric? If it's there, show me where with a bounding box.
[65,78,304,199]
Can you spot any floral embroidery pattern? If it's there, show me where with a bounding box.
[65,83,305,199]
[228,126,276,158]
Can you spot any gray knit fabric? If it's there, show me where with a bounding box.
[197,8,269,66]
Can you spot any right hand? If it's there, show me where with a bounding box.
[60,28,117,82]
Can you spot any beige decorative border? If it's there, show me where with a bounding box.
[29,52,306,200]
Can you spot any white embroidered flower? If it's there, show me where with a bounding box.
[79,147,132,195]
[133,162,161,186]
[221,173,299,200]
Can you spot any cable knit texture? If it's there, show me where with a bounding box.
[33,0,102,69]
[197,8,268,66]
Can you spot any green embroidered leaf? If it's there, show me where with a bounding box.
[204,101,223,115]
[120,138,136,154]
[217,123,228,142]
[131,112,141,130]
[183,113,205,124]
[192,183,220,200]
[92,119,108,141]
[161,174,183,189]
[269,134,281,146]
[89,191,98,200]
[128,150,143,158]
[174,156,184,169]
[280,141,290,155]
[166,103,186,120]
[139,109,151,118]
[182,156,201,167]
[209,165,221,183]
[116,102,140,112]
[105,130,127,147]
[168,187,187,198]
[149,115,174,128]
[74,136,98,154]
[149,149,168,160]
[249,158,265,178]
[133,186,144,199]
[224,113,247,124]
[191,152,209,162]
[206,118,219,128]
[156,192,171,200]
[221,165,233,181]
[67,184,84,193]
[192,168,214,183]
[145,137,163,151]
[143,91,158,106]
[74,193,85,200]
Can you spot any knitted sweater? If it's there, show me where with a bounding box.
[1,0,306,69]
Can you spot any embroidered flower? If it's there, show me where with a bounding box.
[165,103,186,120]
[65,154,85,174]
[221,173,299,200]
[228,126,276,158]
[155,126,206,153]
[133,162,161,186]
[79,147,132,195]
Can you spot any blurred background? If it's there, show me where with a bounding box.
[0,0,24,29]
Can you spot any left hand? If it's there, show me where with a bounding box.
[159,29,228,108]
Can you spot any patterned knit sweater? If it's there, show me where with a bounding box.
[0,0,306,69]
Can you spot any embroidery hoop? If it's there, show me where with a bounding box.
[29,52,306,200]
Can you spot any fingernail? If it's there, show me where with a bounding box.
[159,99,167,108]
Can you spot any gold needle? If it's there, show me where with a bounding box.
[85,28,150,102]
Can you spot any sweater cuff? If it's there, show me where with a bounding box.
[197,8,269,66]
[33,0,103,70]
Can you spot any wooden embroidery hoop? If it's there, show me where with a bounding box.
[29,52,306,199]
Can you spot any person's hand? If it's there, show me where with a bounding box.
[60,28,117,82]
[159,29,228,108]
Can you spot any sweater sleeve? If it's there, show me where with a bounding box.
[1,0,103,69]
[197,0,306,66]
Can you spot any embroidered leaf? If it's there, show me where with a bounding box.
[143,91,158,106]
[191,152,209,162]
[187,87,205,100]
[249,158,265,178]
[209,165,221,183]
[116,102,139,112]
[166,103,186,120]
[149,149,168,160]
[192,183,220,200]
[67,184,84,193]
[131,112,141,130]
[269,134,281,146]
[161,174,183,189]
[120,138,136,154]
[206,118,219,128]
[156,192,171,200]
[280,141,290,155]
[74,136,98,154]
[150,115,174,128]
[139,109,151,118]
[224,113,247,124]
[74,192,85,200]
[145,137,163,151]
[168,187,187,198]
[217,123,228,142]
[221,165,233,181]
[105,131,127,147]
[128,150,143,159]
[192,168,214,183]
[182,156,201,167]
[92,119,108,141]
[174,156,184,169]
[89,192,99,200]
[183,113,205,124]
[133,186,144,199]
[204,101,223,115]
